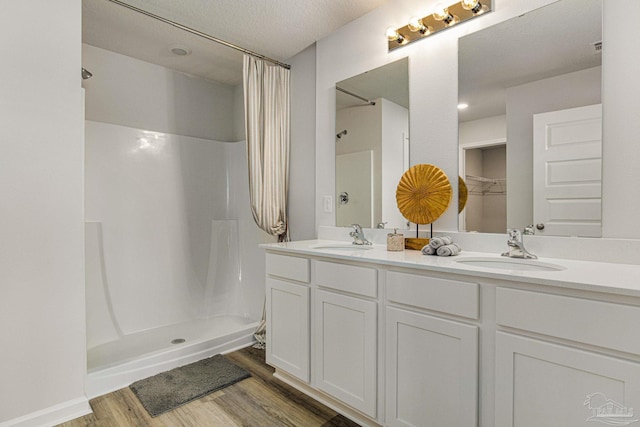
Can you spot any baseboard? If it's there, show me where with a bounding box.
[273,370,382,427]
[0,397,92,427]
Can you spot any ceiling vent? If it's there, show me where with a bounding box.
[592,41,602,54]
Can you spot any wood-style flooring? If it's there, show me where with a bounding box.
[57,346,361,427]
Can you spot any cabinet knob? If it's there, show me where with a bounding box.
[536,223,545,230]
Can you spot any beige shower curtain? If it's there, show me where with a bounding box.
[243,55,291,242]
[243,55,290,348]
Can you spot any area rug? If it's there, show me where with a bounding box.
[130,354,251,417]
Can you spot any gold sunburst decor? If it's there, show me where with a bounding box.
[396,164,452,224]
[458,176,468,213]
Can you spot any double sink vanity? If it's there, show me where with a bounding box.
[262,229,640,427]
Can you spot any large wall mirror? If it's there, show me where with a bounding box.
[458,0,603,237]
[335,58,410,229]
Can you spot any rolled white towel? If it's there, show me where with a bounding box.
[429,236,453,249]
[421,245,437,255]
[436,243,462,257]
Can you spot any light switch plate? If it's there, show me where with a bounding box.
[322,195,333,213]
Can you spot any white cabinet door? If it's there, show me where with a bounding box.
[266,277,310,382]
[315,289,377,417]
[385,307,478,427]
[495,332,640,427]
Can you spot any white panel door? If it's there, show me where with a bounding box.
[533,104,602,237]
[385,307,478,427]
[336,150,374,227]
[266,278,310,382]
[495,332,640,427]
[315,289,377,417]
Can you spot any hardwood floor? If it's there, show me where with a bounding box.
[58,346,361,427]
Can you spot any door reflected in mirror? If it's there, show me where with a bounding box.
[335,58,409,230]
[458,0,602,237]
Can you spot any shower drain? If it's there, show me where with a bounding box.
[171,338,186,344]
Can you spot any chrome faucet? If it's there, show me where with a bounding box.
[350,224,372,245]
[501,228,537,259]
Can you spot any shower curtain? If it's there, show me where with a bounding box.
[243,54,291,347]
[243,55,291,242]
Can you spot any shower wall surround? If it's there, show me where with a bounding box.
[82,44,244,142]
[85,121,265,340]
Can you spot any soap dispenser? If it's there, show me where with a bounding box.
[387,229,404,252]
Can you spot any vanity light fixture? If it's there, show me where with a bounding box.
[387,0,492,51]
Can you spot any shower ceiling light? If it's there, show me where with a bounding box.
[170,45,192,56]
[387,0,492,51]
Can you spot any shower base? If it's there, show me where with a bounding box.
[86,315,258,398]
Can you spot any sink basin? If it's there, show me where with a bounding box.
[310,243,374,251]
[455,257,565,272]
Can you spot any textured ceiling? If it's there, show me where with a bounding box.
[83,0,389,86]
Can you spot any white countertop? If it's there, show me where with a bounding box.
[262,240,640,298]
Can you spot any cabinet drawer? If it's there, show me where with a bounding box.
[315,260,377,298]
[496,287,640,355]
[266,252,310,283]
[386,271,479,319]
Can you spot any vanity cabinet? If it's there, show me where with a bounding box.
[314,260,378,417]
[385,271,479,427]
[495,332,640,427]
[385,307,478,427]
[265,253,310,382]
[264,245,640,427]
[495,287,640,427]
[315,289,377,417]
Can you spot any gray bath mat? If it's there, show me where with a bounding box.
[130,354,251,417]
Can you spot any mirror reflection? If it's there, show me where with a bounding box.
[458,0,603,237]
[335,58,409,229]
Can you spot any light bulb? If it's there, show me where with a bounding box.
[461,0,479,10]
[386,26,399,41]
[461,0,487,14]
[408,17,424,32]
[457,103,469,110]
[432,3,450,21]
[385,26,405,43]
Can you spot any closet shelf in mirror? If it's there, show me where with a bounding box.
[465,174,506,195]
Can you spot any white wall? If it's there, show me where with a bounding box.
[602,0,640,238]
[0,1,90,424]
[506,66,601,229]
[82,44,239,142]
[381,99,409,229]
[459,115,506,145]
[314,0,640,239]
[288,44,318,241]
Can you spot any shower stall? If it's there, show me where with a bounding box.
[84,120,265,397]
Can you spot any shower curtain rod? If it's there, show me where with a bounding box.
[336,86,376,106]
[106,0,291,70]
